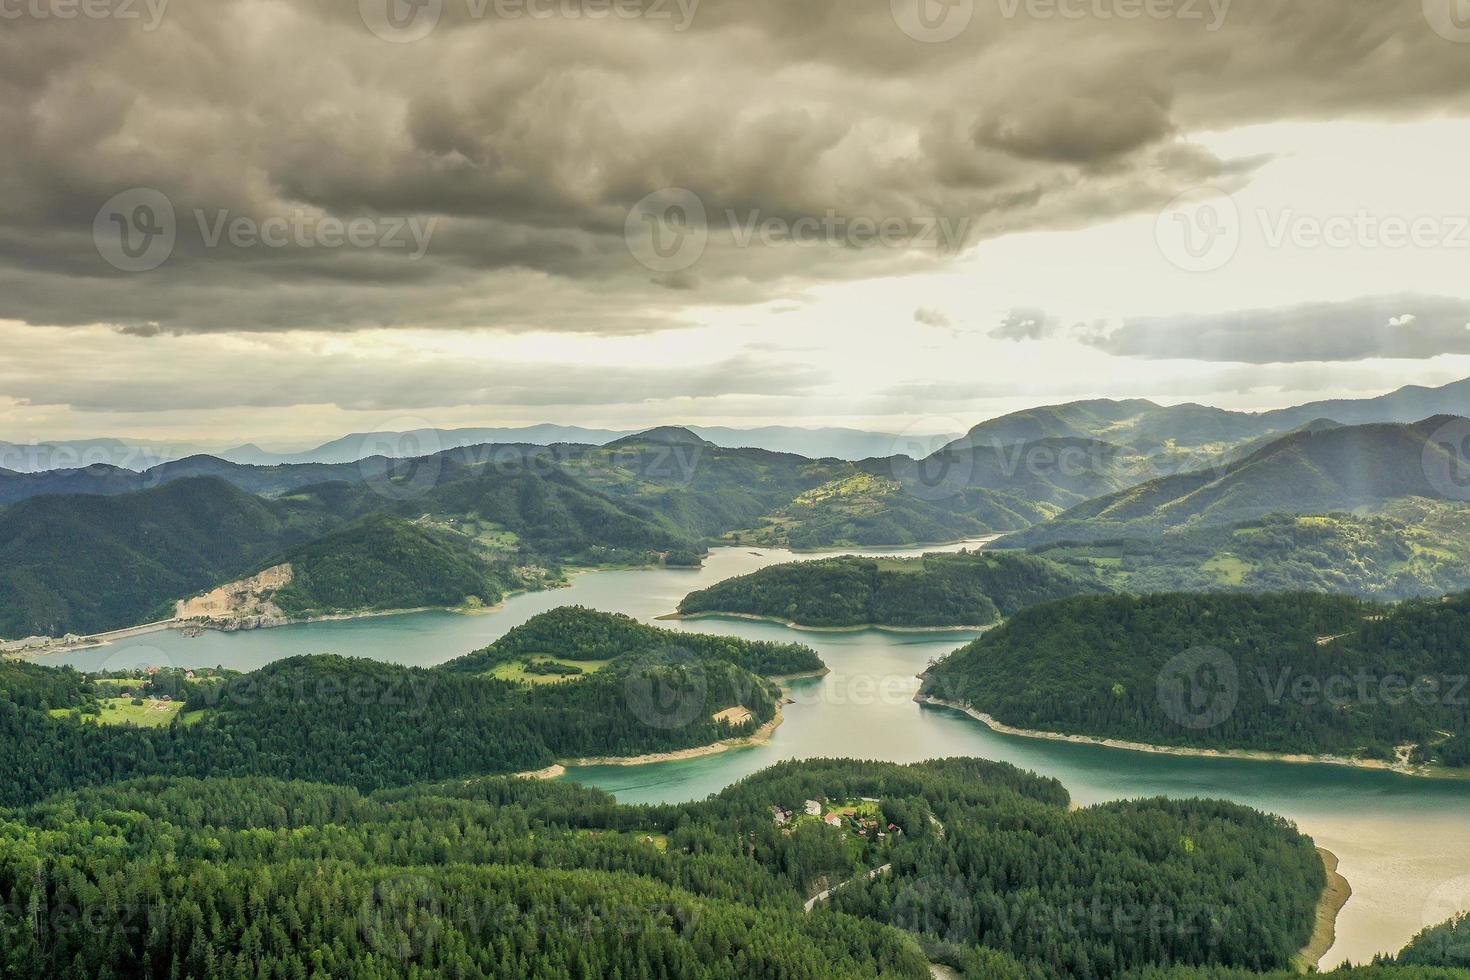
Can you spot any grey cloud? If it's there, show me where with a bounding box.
[1090,295,1470,363]
[1,1,1469,333]
[913,307,953,329]
[992,307,1064,341]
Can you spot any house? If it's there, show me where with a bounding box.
[823,813,842,827]
[771,806,792,826]
[804,800,821,817]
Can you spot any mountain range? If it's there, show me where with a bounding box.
[0,424,954,474]
[9,379,1470,638]
[11,375,1470,475]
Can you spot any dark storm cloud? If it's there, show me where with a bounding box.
[1089,296,1470,363]
[1,0,1468,334]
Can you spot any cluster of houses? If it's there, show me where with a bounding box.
[769,799,904,841]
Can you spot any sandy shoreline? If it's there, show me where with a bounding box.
[11,605,473,657]
[914,694,1459,779]
[661,610,993,634]
[1296,847,1352,970]
[720,535,1001,555]
[559,709,786,768]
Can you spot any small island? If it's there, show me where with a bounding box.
[674,550,1109,629]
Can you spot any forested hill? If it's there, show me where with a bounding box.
[0,608,817,806]
[1010,418,1470,547]
[441,604,825,678]
[677,550,1110,628]
[921,591,1470,767]
[0,757,1334,979]
[0,476,341,638]
[271,513,506,616]
[1028,506,1470,600]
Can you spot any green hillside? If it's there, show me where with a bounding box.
[921,591,1470,766]
[720,473,1052,549]
[272,513,506,616]
[0,477,341,638]
[1028,507,1470,600]
[0,608,813,807]
[1010,419,1470,546]
[678,550,1110,628]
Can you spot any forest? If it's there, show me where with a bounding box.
[677,550,1109,628]
[0,757,1339,979]
[0,608,819,808]
[921,591,1470,765]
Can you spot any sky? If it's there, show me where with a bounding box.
[4,0,1470,449]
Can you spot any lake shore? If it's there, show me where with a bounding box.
[719,535,1000,555]
[660,610,992,634]
[913,694,1460,779]
[559,709,785,768]
[13,604,471,657]
[1296,847,1352,970]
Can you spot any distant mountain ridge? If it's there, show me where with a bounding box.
[1008,416,1470,546]
[949,376,1470,452]
[0,424,949,473]
[12,375,1470,474]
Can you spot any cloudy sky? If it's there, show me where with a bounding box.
[4,0,1470,448]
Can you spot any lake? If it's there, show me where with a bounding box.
[45,539,1470,967]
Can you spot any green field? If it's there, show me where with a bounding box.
[49,697,184,728]
[488,656,612,685]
